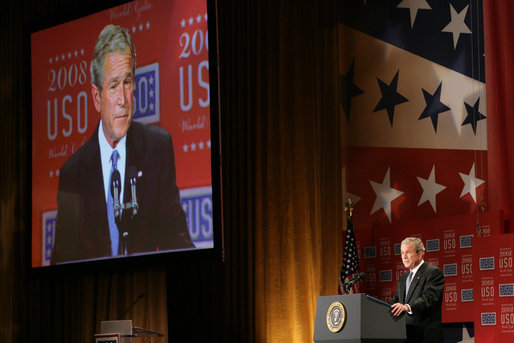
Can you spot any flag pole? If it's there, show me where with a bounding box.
[345,197,354,219]
[340,197,360,294]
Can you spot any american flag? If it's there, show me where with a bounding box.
[339,0,487,229]
[339,216,360,294]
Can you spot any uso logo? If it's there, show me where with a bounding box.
[364,246,377,258]
[499,283,514,297]
[459,235,473,248]
[133,63,160,124]
[443,263,458,277]
[394,243,401,256]
[461,289,473,302]
[426,239,440,252]
[380,270,392,282]
[479,257,495,271]
[481,312,496,326]
[181,187,213,247]
[42,210,58,267]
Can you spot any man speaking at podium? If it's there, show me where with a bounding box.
[390,237,445,343]
[51,24,194,264]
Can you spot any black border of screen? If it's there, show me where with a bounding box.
[27,0,224,278]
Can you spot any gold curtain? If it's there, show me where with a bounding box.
[218,1,342,341]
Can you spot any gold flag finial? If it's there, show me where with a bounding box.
[344,197,354,218]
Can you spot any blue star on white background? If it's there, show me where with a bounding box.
[373,70,408,126]
[462,98,486,134]
[340,60,364,122]
[418,82,451,132]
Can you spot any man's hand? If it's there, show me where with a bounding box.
[390,302,409,316]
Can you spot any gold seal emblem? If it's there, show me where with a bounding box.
[326,301,346,333]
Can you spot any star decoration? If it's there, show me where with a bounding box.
[369,167,404,223]
[418,82,451,132]
[459,162,485,203]
[340,60,364,122]
[397,0,432,28]
[417,165,446,212]
[373,70,408,126]
[462,98,486,134]
[442,4,472,49]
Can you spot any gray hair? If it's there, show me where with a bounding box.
[401,237,425,253]
[90,24,136,89]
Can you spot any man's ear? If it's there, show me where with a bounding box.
[91,83,101,113]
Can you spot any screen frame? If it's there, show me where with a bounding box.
[27,0,224,277]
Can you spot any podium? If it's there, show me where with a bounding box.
[313,294,406,343]
[95,320,163,343]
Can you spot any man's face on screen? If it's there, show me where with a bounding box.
[93,51,135,148]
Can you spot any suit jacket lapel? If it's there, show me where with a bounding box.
[398,271,407,303]
[124,123,145,204]
[82,125,107,220]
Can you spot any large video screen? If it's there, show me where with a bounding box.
[31,0,221,268]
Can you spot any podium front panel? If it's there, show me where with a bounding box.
[313,294,406,343]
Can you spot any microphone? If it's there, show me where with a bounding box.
[348,272,366,283]
[110,169,122,220]
[127,166,139,217]
[343,272,366,293]
[118,293,145,320]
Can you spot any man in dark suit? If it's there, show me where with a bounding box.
[390,237,445,343]
[51,24,194,264]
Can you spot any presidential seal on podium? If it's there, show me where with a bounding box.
[326,301,346,333]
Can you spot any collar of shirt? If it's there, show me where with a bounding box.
[410,259,424,277]
[98,120,127,202]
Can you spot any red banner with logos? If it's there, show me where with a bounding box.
[352,211,504,323]
[473,234,514,342]
[31,0,211,267]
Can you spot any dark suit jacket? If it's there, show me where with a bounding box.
[51,121,194,264]
[390,262,445,343]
